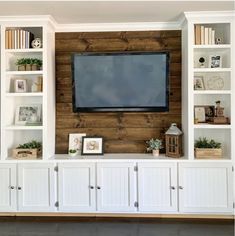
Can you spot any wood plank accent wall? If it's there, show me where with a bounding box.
[55,31,181,154]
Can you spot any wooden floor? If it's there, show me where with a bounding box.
[0,217,233,236]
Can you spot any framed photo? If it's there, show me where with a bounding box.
[14,79,27,93]
[68,133,86,153]
[204,106,215,122]
[15,104,41,125]
[194,106,206,123]
[205,75,225,90]
[209,55,222,68]
[194,76,204,90]
[81,136,104,155]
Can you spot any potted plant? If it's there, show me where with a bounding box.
[146,138,163,157]
[16,58,26,71]
[12,140,42,159]
[25,58,32,71]
[194,137,222,159]
[31,58,42,71]
[68,149,78,157]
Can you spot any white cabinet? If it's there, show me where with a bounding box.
[18,163,56,212]
[0,164,17,212]
[58,163,96,212]
[179,162,233,213]
[138,162,177,212]
[97,162,137,212]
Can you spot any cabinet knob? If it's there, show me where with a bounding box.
[17,187,22,190]
[170,186,175,190]
[90,186,94,189]
[10,186,15,190]
[179,186,183,190]
[97,186,101,190]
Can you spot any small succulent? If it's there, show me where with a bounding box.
[17,140,42,149]
[194,137,221,149]
[146,138,163,151]
[69,149,77,154]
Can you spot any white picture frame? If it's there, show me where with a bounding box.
[209,55,222,68]
[194,106,206,123]
[14,79,27,93]
[194,76,205,90]
[68,133,86,153]
[15,104,42,125]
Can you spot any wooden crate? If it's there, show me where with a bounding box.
[195,148,222,159]
[12,148,41,159]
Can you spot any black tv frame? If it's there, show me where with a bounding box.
[71,51,170,113]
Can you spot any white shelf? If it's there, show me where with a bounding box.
[6,71,43,75]
[193,44,231,49]
[194,124,231,129]
[5,125,43,130]
[193,90,231,95]
[193,68,232,73]
[5,48,43,53]
[5,92,43,97]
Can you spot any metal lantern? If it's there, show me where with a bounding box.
[165,123,183,158]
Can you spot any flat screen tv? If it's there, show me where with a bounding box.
[72,51,169,112]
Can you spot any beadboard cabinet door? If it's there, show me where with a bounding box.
[179,162,233,213]
[58,163,96,212]
[138,162,178,212]
[97,162,137,212]
[18,163,56,212]
[0,164,17,212]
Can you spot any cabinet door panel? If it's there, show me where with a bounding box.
[97,162,136,212]
[18,163,55,212]
[138,162,177,212]
[179,163,233,213]
[58,163,96,212]
[0,164,17,212]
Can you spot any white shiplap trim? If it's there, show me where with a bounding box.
[55,21,181,32]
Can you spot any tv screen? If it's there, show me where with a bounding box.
[72,52,169,112]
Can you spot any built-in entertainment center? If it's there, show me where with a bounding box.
[0,11,234,218]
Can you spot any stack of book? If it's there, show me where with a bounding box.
[194,25,216,45]
[5,29,34,49]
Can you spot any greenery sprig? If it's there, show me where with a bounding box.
[17,140,42,149]
[146,138,163,151]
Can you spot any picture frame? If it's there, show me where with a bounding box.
[15,104,42,125]
[209,55,222,68]
[68,133,86,153]
[14,79,27,93]
[194,76,205,90]
[205,75,225,90]
[194,105,215,123]
[81,136,104,155]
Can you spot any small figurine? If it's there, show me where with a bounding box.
[199,57,205,68]
[215,100,224,117]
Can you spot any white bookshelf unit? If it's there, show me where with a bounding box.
[182,12,235,161]
[0,17,55,161]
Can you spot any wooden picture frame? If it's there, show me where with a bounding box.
[81,136,104,155]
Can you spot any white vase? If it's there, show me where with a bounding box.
[152,149,159,157]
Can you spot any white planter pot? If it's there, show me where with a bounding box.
[152,149,159,157]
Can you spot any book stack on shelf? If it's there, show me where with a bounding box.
[195,25,216,45]
[5,29,34,49]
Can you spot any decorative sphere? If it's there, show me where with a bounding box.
[31,38,42,48]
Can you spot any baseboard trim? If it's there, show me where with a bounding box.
[0,213,233,220]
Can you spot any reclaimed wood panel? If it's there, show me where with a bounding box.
[55,30,181,154]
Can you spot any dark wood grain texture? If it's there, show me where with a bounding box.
[55,30,181,154]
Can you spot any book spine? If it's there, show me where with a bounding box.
[17,29,20,49]
[12,30,15,49]
[209,28,212,45]
[195,25,201,45]
[204,27,209,45]
[5,30,9,49]
[200,26,205,45]
[20,29,23,49]
[22,30,25,49]
[14,30,17,49]
[211,30,215,45]
[8,30,12,49]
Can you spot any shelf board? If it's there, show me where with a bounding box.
[6,71,43,75]
[4,125,43,130]
[193,90,231,95]
[193,68,232,73]
[5,92,43,97]
[194,124,231,129]
[5,48,43,53]
[193,44,231,49]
